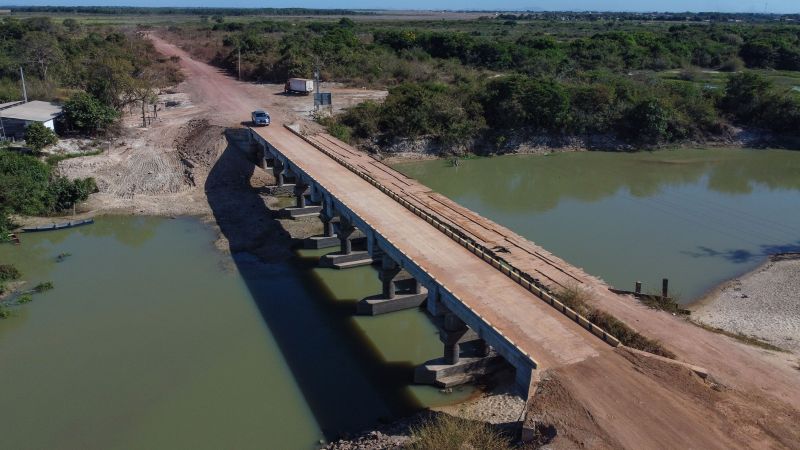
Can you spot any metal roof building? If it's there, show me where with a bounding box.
[0,100,63,140]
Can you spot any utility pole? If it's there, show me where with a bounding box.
[19,67,27,103]
[314,66,321,112]
[238,45,241,81]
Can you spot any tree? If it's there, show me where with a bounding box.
[63,92,119,134]
[24,31,65,80]
[24,122,58,151]
[622,98,670,144]
[720,72,772,124]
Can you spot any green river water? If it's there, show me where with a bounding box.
[394,148,800,302]
[1,148,798,449]
[0,216,471,450]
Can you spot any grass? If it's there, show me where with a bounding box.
[45,149,104,167]
[408,414,512,450]
[557,285,676,358]
[56,252,72,262]
[639,291,690,315]
[16,294,33,304]
[693,321,787,353]
[32,282,54,293]
[0,305,8,319]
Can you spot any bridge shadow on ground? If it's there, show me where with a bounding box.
[205,131,427,439]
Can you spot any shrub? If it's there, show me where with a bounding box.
[32,281,54,293]
[0,264,21,281]
[719,56,744,72]
[63,92,119,134]
[408,414,512,450]
[621,98,671,144]
[47,176,98,211]
[25,122,58,151]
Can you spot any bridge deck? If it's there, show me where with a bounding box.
[257,126,611,370]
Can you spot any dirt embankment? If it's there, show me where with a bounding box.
[525,347,800,449]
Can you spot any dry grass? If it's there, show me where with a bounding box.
[407,414,512,450]
[692,320,787,353]
[558,285,675,358]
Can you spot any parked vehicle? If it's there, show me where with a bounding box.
[284,78,314,95]
[251,110,271,126]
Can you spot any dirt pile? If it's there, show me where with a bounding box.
[174,118,227,187]
[525,347,800,449]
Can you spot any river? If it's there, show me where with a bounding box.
[0,216,471,450]
[393,148,800,302]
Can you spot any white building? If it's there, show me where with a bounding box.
[0,100,63,140]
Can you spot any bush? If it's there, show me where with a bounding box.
[0,264,21,282]
[408,415,512,450]
[720,72,772,124]
[0,149,97,216]
[25,122,58,151]
[719,56,744,72]
[63,92,119,134]
[48,176,98,211]
[621,98,671,144]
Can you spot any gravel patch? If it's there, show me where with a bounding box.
[691,254,800,354]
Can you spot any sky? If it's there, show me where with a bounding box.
[7,0,799,13]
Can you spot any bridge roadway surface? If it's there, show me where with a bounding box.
[148,35,800,448]
[254,126,748,449]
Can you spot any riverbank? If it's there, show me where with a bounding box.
[691,253,800,354]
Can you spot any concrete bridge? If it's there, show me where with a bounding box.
[245,125,787,449]
[248,124,629,394]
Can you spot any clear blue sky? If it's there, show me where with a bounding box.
[8,0,799,13]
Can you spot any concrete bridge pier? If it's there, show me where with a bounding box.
[257,143,274,171]
[303,209,340,249]
[281,182,322,219]
[319,216,374,269]
[414,310,506,388]
[356,254,427,315]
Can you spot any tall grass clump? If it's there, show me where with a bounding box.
[408,414,512,450]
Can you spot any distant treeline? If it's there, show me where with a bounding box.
[494,12,800,23]
[4,6,370,16]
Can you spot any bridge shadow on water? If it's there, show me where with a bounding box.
[205,133,426,439]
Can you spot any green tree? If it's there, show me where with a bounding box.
[622,98,670,144]
[25,122,58,151]
[720,72,772,124]
[47,176,98,211]
[63,92,119,134]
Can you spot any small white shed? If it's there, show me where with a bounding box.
[0,100,63,139]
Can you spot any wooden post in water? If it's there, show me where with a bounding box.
[662,278,669,299]
[635,281,642,294]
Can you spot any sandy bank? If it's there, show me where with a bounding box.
[691,253,800,354]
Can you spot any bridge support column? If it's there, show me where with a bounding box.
[357,254,427,315]
[273,160,286,186]
[303,204,339,249]
[339,218,355,255]
[280,183,322,219]
[319,217,373,269]
[414,311,507,388]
